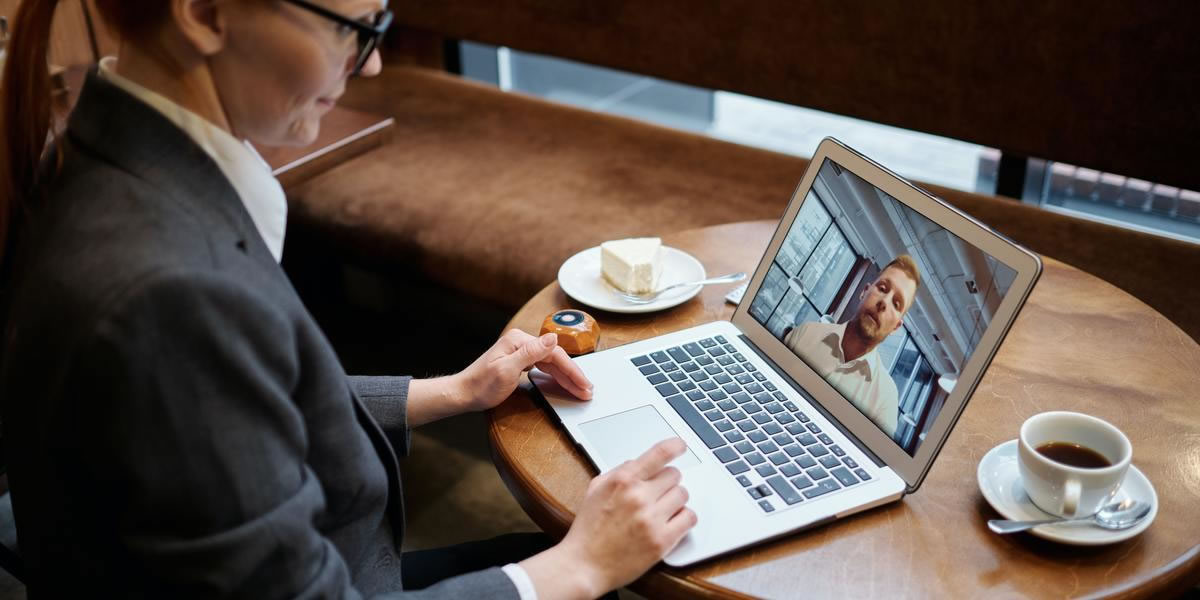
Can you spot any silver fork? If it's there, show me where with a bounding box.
[617,272,747,304]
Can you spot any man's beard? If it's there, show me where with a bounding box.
[854,311,886,345]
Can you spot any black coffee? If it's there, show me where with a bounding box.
[1035,441,1112,468]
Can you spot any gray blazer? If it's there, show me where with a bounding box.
[0,71,518,599]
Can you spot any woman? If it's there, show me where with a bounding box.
[0,0,695,597]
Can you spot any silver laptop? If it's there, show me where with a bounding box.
[531,137,1041,566]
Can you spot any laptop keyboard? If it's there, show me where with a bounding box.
[630,335,873,513]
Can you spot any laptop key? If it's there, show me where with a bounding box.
[662,361,679,372]
[683,342,705,357]
[780,463,801,477]
[714,373,732,384]
[748,486,763,500]
[831,467,859,487]
[785,422,806,435]
[783,444,804,457]
[768,452,790,466]
[737,420,756,432]
[843,458,859,469]
[806,423,821,433]
[790,475,814,490]
[704,365,723,375]
[783,400,799,411]
[638,364,659,375]
[753,392,773,405]
[734,352,748,362]
[714,420,734,432]
[716,355,735,366]
[689,371,708,383]
[735,373,754,385]
[727,365,745,376]
[722,383,741,394]
[755,464,777,477]
[695,399,715,411]
[774,391,789,402]
[655,383,679,396]
[818,434,834,445]
[734,440,755,454]
[696,355,715,366]
[707,390,727,401]
[724,344,737,353]
[704,409,722,422]
[736,474,752,487]
[745,363,758,372]
[745,403,763,415]
[728,409,747,422]
[776,412,796,424]
[795,455,817,469]
[763,424,784,436]
[665,394,725,449]
[809,445,830,458]
[797,412,811,423]
[796,433,818,446]
[745,383,763,394]
[699,380,717,391]
[766,475,804,505]
[855,468,872,480]
[717,399,736,411]
[802,478,841,499]
[831,445,845,457]
[758,500,775,513]
[678,378,697,391]
[685,389,705,402]
[647,373,668,385]
[708,347,727,357]
[756,484,774,497]
[819,456,841,469]
[806,466,829,480]
[756,441,778,454]
[713,447,738,463]
[764,382,776,391]
[748,431,767,443]
[745,452,766,466]
[699,337,718,348]
[726,460,750,475]
[764,402,785,414]
[732,392,753,404]
[724,430,745,443]
[716,335,729,343]
[667,347,690,363]
[650,351,670,363]
[753,372,767,382]
[752,413,772,424]
[668,371,687,382]
[681,361,700,373]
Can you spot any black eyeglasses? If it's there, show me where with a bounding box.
[282,0,394,76]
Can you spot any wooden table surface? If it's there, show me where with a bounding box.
[487,220,1200,599]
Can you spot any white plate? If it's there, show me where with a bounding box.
[557,246,706,314]
[976,439,1157,545]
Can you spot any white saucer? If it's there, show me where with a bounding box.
[977,439,1157,545]
[557,246,706,314]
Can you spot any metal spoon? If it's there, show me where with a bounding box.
[616,272,747,304]
[987,499,1151,534]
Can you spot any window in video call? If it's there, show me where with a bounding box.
[749,159,1018,456]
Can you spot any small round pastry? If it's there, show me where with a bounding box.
[540,309,601,355]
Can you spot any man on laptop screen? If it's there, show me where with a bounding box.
[782,255,921,438]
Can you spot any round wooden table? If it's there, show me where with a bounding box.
[487,221,1200,599]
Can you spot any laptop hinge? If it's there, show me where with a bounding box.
[738,334,886,468]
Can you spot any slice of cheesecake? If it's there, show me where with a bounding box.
[601,237,663,294]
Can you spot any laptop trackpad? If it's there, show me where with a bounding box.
[578,405,701,471]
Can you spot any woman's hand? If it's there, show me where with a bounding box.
[518,438,697,598]
[457,328,593,412]
[406,329,592,427]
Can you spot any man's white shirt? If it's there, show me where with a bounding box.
[783,321,899,437]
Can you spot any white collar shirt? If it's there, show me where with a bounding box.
[784,320,900,437]
[98,57,287,262]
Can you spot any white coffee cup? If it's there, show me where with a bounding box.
[1017,411,1132,518]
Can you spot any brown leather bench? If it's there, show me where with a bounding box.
[283,2,1200,343]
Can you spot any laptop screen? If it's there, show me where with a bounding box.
[747,158,1018,457]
